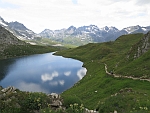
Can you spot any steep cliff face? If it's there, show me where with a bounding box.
[0,26,25,45]
[127,31,150,60]
[0,25,26,57]
[0,17,36,40]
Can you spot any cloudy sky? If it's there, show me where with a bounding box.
[0,0,150,33]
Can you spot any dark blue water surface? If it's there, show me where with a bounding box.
[0,52,87,94]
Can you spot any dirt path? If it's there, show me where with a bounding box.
[104,63,150,82]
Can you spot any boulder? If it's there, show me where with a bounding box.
[49,93,60,99]
[1,86,16,93]
[51,100,62,107]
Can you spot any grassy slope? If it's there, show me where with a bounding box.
[56,33,150,112]
[0,25,65,60]
[0,44,63,60]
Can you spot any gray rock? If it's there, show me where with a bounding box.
[51,100,62,107]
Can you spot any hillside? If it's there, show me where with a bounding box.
[40,25,150,46]
[56,32,150,112]
[0,28,150,112]
[1,16,150,46]
[0,26,62,59]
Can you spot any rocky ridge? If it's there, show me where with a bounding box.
[1,16,150,45]
[0,26,25,45]
[39,25,150,44]
[127,31,150,60]
[0,16,37,40]
[0,25,26,58]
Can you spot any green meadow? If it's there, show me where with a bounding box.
[56,33,150,112]
[1,32,150,113]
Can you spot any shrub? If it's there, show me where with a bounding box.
[63,95,82,108]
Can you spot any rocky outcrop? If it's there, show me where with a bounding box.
[127,31,150,60]
[0,86,17,98]
[137,31,150,56]
[0,16,36,40]
[48,93,63,108]
[0,86,62,103]
[0,86,99,113]
[0,25,26,58]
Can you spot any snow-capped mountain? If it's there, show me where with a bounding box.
[0,25,25,45]
[39,25,150,44]
[0,16,36,40]
[0,16,8,26]
[8,21,36,39]
[39,25,119,42]
[122,25,150,34]
[1,16,150,46]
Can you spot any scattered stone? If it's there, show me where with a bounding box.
[47,92,63,109]
[49,93,60,99]
[114,110,117,113]
[84,108,99,113]
[1,86,16,94]
[50,100,62,107]
[95,90,97,93]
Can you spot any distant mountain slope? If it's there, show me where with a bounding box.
[0,16,8,26]
[8,21,36,39]
[0,25,26,59]
[1,16,150,46]
[40,25,150,45]
[0,26,25,45]
[0,25,60,59]
[0,16,36,40]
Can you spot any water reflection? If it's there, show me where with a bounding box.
[0,59,16,81]
[77,68,87,80]
[0,53,87,94]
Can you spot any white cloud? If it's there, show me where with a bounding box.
[49,81,58,86]
[17,81,48,93]
[77,68,87,80]
[135,0,150,5]
[49,80,65,86]
[59,80,65,86]
[64,71,71,76]
[41,71,59,82]
[0,0,149,33]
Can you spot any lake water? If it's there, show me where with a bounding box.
[0,52,87,94]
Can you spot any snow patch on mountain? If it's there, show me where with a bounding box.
[0,16,150,46]
[0,20,7,26]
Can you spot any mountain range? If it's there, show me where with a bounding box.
[0,16,37,40]
[0,16,150,45]
[40,25,150,44]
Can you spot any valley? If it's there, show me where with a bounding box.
[56,31,150,112]
[0,25,63,60]
[1,16,150,46]
[0,15,150,113]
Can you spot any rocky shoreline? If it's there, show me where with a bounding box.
[0,86,64,113]
[0,86,99,113]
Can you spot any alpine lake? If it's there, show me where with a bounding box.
[0,52,87,94]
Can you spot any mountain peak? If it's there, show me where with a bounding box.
[8,21,28,31]
[101,26,118,32]
[104,26,109,31]
[123,25,142,34]
[67,26,76,30]
[0,16,8,26]
[0,16,3,20]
